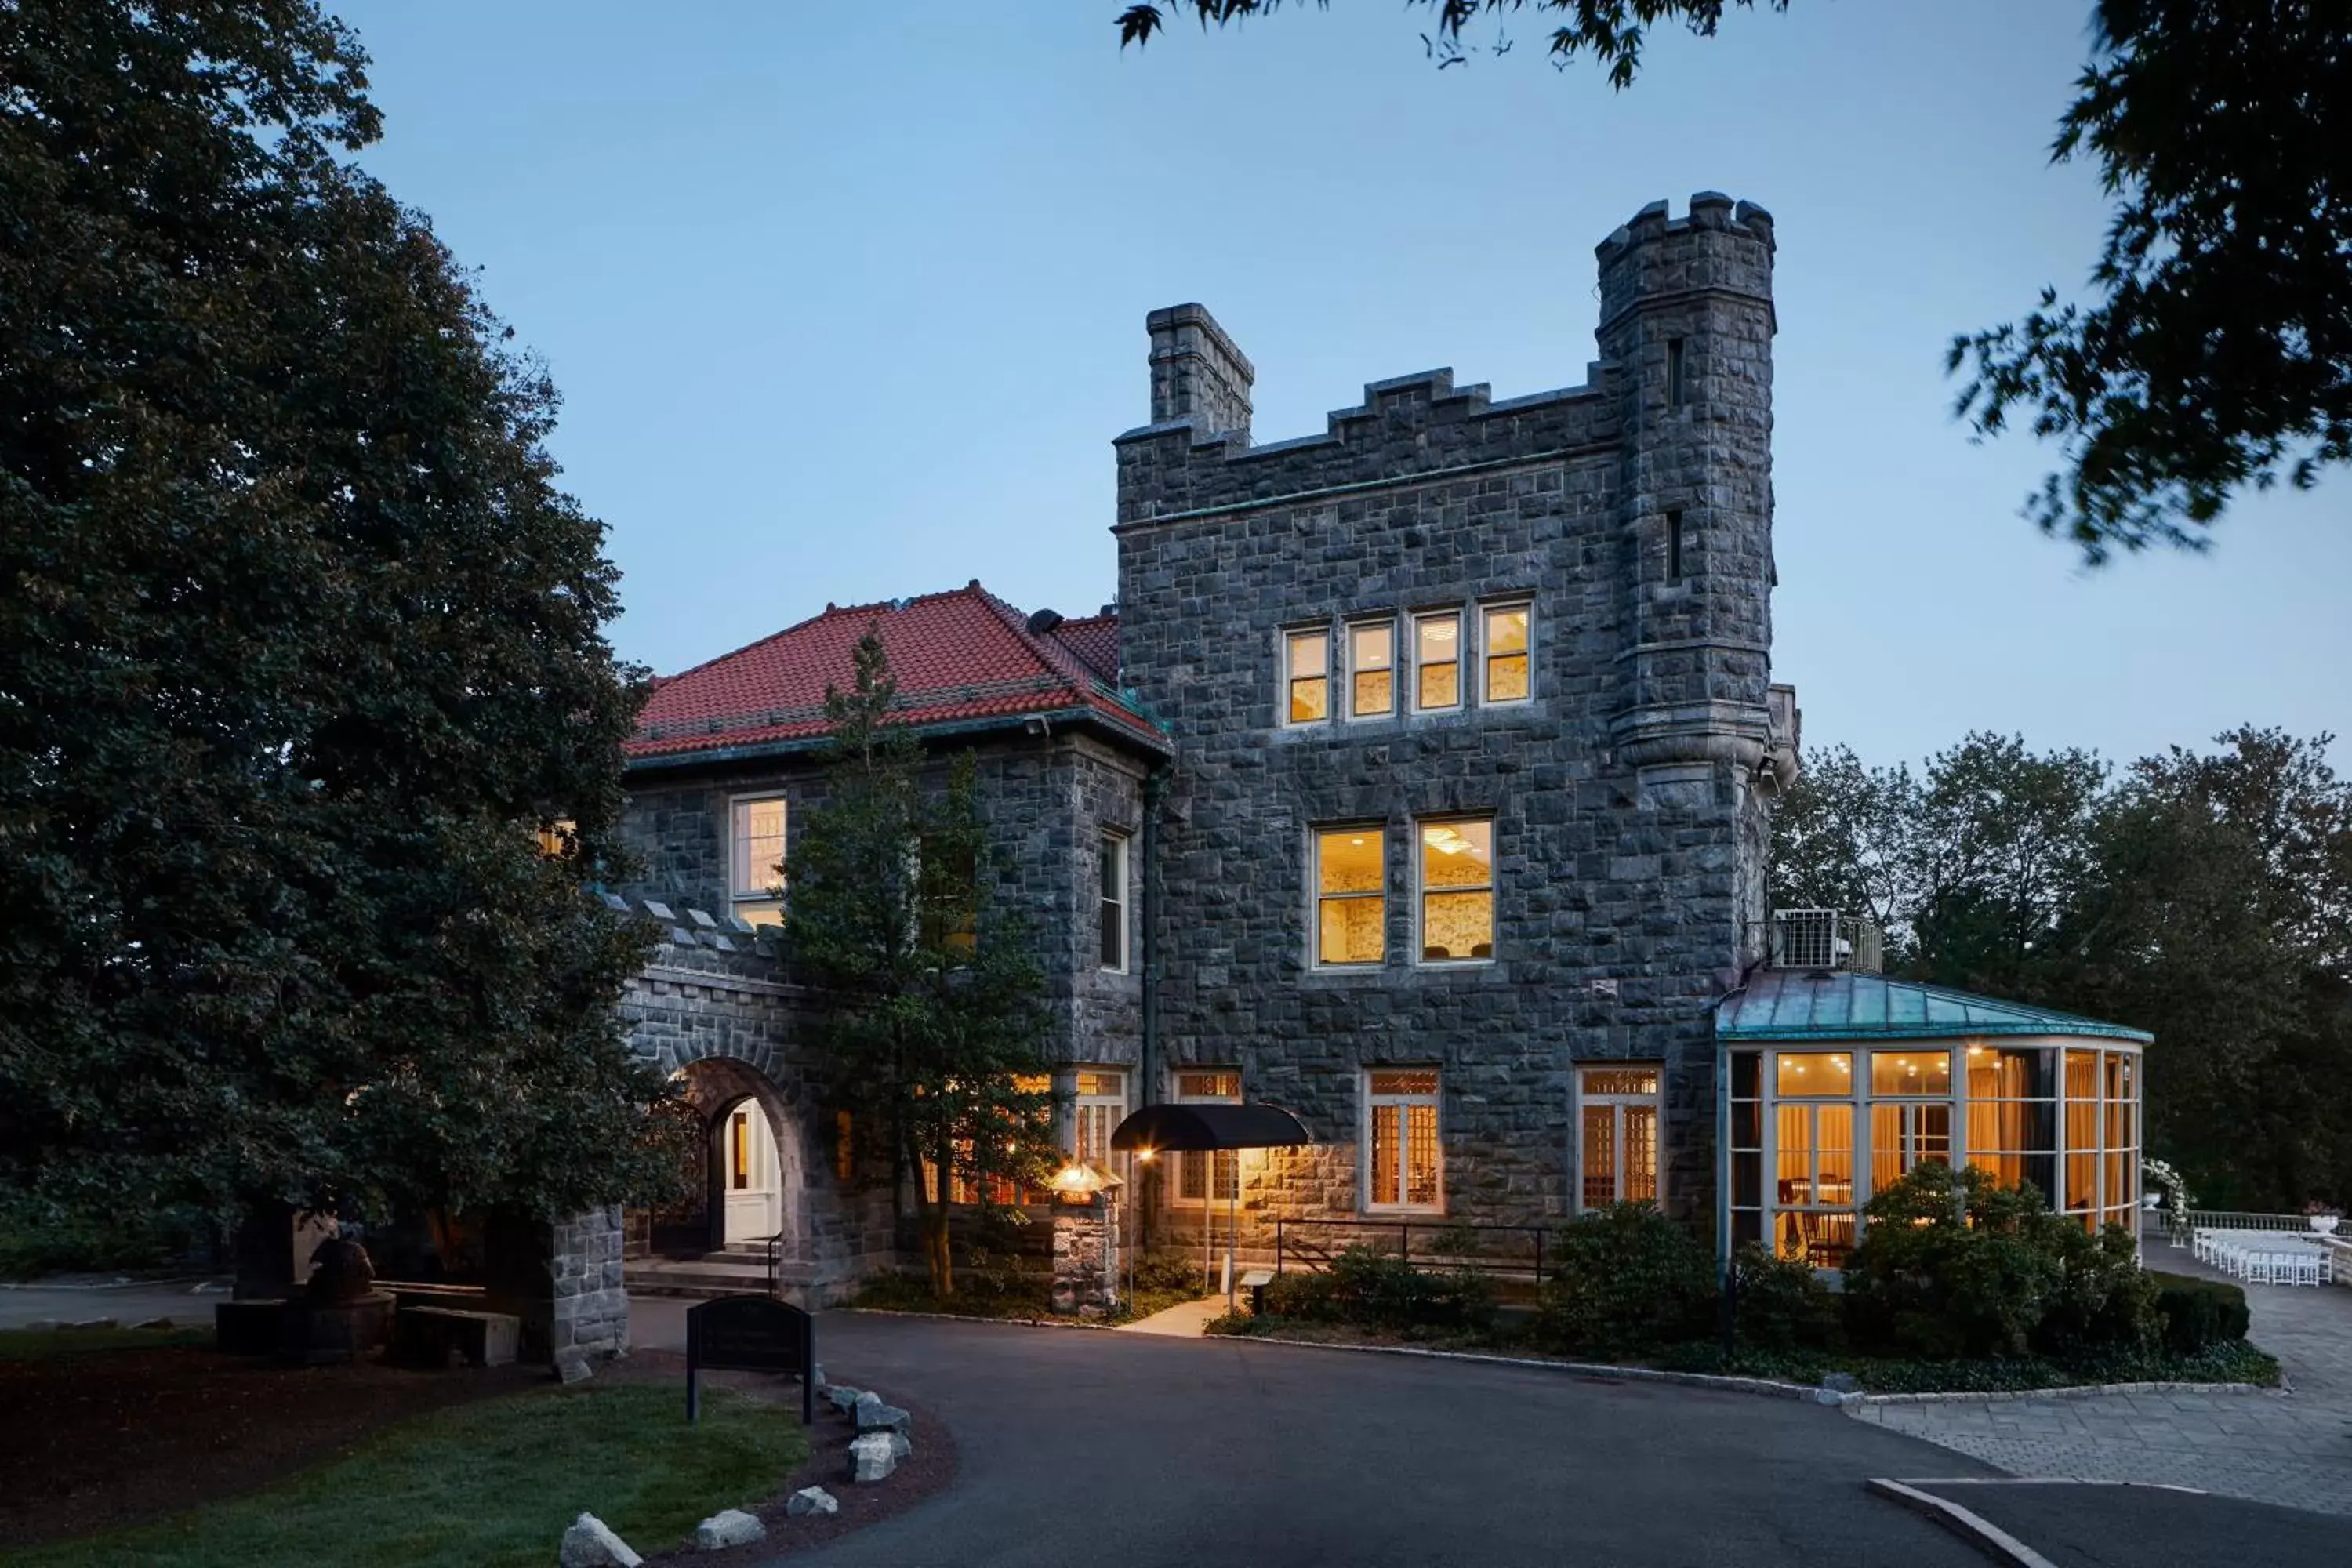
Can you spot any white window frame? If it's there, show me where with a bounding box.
[1170,1069,1241,1208]
[1414,815,1495,966]
[1479,600,1534,706]
[1070,1068,1129,1168]
[1361,1068,1443,1214]
[1098,832,1131,973]
[1574,1065,1663,1214]
[728,793,788,924]
[1281,624,1331,728]
[1410,609,1462,713]
[1311,824,1386,971]
[1345,617,1396,720]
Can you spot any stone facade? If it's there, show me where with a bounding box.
[613,193,1797,1283]
[1112,194,1795,1238]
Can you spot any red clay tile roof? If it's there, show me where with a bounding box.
[1048,614,1119,683]
[627,583,1161,763]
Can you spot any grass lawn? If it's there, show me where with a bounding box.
[4,1382,811,1568]
[0,1327,209,1361]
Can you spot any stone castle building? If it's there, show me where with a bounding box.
[608,193,1802,1300]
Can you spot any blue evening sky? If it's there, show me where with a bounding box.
[334,0,2346,774]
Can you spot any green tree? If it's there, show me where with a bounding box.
[1118,2,2352,560]
[1771,727,2352,1211]
[2063,729,2352,1208]
[785,629,1059,1297]
[0,2,676,1233]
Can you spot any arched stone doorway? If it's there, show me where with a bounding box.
[648,1058,805,1258]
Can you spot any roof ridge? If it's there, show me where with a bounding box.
[650,580,1000,686]
[969,585,1103,695]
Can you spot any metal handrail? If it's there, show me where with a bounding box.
[1273,1218,1552,1286]
[758,1231,785,1298]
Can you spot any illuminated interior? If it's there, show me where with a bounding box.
[1727,1039,2143,1268]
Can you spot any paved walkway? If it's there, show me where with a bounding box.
[1849,1245,2352,1516]
[0,1276,230,1330]
[1113,1294,1226,1336]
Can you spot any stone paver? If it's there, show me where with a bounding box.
[1849,1240,2352,1516]
[1112,1294,1225,1337]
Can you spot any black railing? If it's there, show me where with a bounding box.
[1274,1218,1554,1287]
[759,1231,785,1298]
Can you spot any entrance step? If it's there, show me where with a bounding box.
[626,1255,821,1301]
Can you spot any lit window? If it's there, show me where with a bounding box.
[1775,1051,1854,1096]
[1098,833,1129,971]
[1315,827,1385,967]
[1364,1069,1442,1211]
[1775,1101,1855,1266]
[1964,1044,2056,1203]
[1284,628,1330,724]
[1870,1051,1951,1097]
[1348,620,1395,718]
[1417,818,1492,963]
[1073,1069,1127,1167]
[1577,1065,1661,1211]
[917,834,978,956]
[730,1109,753,1192]
[1173,1069,1240,1207]
[535,818,577,858]
[728,795,787,926]
[1413,612,1460,711]
[1481,604,1530,704]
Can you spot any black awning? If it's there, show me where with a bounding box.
[1109,1102,1312,1153]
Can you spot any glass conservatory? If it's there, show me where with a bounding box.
[1717,917,2152,1269]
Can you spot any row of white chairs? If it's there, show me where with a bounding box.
[2193,1227,2335,1287]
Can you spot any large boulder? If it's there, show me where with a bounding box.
[848,1432,898,1483]
[825,1384,866,1414]
[853,1393,911,1436]
[559,1512,643,1567]
[786,1486,840,1517]
[693,1508,766,1550]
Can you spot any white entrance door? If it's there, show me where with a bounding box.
[720,1103,784,1250]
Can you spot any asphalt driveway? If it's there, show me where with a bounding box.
[751,1312,1994,1568]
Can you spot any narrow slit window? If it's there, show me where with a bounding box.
[1098,833,1129,971]
[728,795,788,927]
[1285,628,1330,724]
[1315,826,1385,967]
[1413,612,1461,711]
[1348,620,1395,718]
[1666,512,1685,584]
[1482,604,1530,703]
[1667,337,1687,408]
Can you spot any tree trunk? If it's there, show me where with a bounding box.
[926,1123,956,1298]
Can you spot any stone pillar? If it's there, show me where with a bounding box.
[550,1205,631,1360]
[1050,1194,1111,1319]
[485,1206,630,1363]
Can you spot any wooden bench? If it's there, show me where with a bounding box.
[394,1305,521,1368]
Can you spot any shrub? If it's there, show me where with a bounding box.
[1131,1249,1210,1297]
[1843,1162,2064,1359]
[1254,1247,1496,1332]
[2034,1220,2160,1359]
[1258,1267,1342,1320]
[1730,1243,1839,1352]
[1534,1203,1715,1357]
[2149,1271,2251,1353]
[1842,1161,2158,1361]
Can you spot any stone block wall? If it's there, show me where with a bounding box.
[1114,194,1788,1240]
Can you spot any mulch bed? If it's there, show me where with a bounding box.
[0,1340,542,1552]
[611,1352,957,1563]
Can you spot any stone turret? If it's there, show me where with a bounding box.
[1597,193,1779,789]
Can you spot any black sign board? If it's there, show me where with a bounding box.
[685,1294,814,1425]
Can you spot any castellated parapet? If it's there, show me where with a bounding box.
[1112,194,1794,1240]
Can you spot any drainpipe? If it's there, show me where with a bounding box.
[1138,762,1171,1251]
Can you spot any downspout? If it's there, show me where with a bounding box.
[1138,761,1171,1252]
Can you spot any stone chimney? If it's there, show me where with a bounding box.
[1145,303,1253,442]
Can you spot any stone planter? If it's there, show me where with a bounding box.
[2310,1214,2339,1236]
